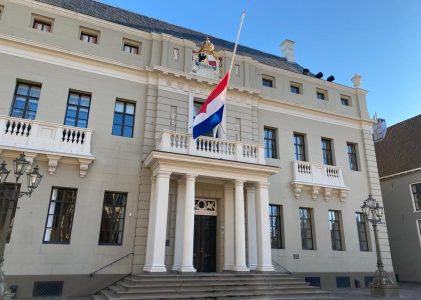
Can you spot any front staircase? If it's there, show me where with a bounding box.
[93,273,333,300]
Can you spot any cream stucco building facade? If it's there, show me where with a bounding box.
[0,0,394,297]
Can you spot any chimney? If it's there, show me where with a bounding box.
[280,39,295,62]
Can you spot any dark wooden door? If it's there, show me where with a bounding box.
[193,215,217,272]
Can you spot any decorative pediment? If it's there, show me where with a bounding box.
[191,37,222,80]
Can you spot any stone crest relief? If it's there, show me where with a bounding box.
[192,37,222,80]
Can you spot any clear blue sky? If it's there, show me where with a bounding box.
[100,0,421,126]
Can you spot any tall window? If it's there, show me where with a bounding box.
[64,92,91,128]
[418,220,421,241]
[112,100,135,138]
[329,210,343,251]
[10,82,41,120]
[99,192,127,245]
[0,184,19,243]
[264,127,277,159]
[43,187,77,244]
[356,212,369,251]
[294,133,306,161]
[347,143,358,171]
[300,208,314,250]
[269,205,283,249]
[411,183,421,211]
[321,138,334,165]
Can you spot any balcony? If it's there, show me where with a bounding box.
[291,161,349,201]
[0,116,94,177]
[156,129,266,165]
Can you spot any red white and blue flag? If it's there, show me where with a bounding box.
[192,72,230,139]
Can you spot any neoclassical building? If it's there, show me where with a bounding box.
[0,0,394,297]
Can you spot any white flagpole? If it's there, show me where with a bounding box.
[216,12,246,139]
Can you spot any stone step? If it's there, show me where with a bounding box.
[131,273,292,280]
[126,276,301,284]
[101,288,331,300]
[117,280,309,291]
[109,284,322,296]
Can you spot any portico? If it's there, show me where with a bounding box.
[142,150,278,273]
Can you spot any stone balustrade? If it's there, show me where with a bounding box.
[156,129,266,165]
[291,160,349,201]
[0,116,94,177]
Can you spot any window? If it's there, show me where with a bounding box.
[0,183,19,243]
[123,39,140,55]
[10,81,41,120]
[321,138,334,165]
[347,143,359,171]
[269,205,283,249]
[64,92,91,128]
[112,100,135,138]
[233,64,240,77]
[341,95,351,106]
[99,192,127,245]
[262,75,274,88]
[0,5,4,19]
[293,133,306,161]
[411,183,421,211]
[290,82,302,94]
[418,220,421,241]
[32,15,53,32]
[300,207,314,250]
[193,100,215,137]
[356,212,369,251]
[329,210,343,251]
[264,127,277,159]
[43,187,77,244]
[316,88,328,100]
[80,28,99,44]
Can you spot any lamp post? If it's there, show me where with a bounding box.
[361,194,399,297]
[0,153,43,299]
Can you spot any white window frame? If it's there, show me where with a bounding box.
[409,181,421,212]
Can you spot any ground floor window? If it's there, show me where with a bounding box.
[299,207,314,250]
[269,204,283,248]
[0,183,19,242]
[98,191,127,245]
[43,187,77,244]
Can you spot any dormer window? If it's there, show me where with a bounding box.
[32,15,53,32]
[80,27,99,44]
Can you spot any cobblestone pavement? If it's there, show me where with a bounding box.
[329,282,421,299]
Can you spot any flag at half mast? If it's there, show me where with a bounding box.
[192,72,229,139]
[192,12,245,139]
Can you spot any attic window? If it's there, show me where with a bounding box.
[262,75,275,88]
[80,27,99,44]
[123,39,141,55]
[290,82,302,94]
[340,95,351,106]
[316,88,328,101]
[32,15,54,32]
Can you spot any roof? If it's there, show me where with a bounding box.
[34,0,306,74]
[374,114,421,178]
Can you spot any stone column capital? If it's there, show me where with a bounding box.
[185,173,198,181]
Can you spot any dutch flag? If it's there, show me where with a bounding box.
[192,73,230,139]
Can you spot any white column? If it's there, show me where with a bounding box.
[255,182,275,272]
[180,174,197,272]
[234,180,249,272]
[223,183,235,271]
[246,185,257,270]
[143,170,171,272]
[172,178,186,271]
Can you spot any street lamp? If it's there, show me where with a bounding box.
[0,153,43,299]
[361,194,399,297]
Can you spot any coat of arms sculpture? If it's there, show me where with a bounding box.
[192,37,223,79]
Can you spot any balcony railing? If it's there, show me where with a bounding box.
[291,161,349,201]
[156,129,266,165]
[0,116,94,177]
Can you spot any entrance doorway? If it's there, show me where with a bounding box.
[193,215,217,272]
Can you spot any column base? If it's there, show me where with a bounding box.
[172,265,180,272]
[256,265,275,272]
[248,264,257,271]
[232,266,250,272]
[143,265,167,273]
[223,264,235,271]
[179,265,196,273]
